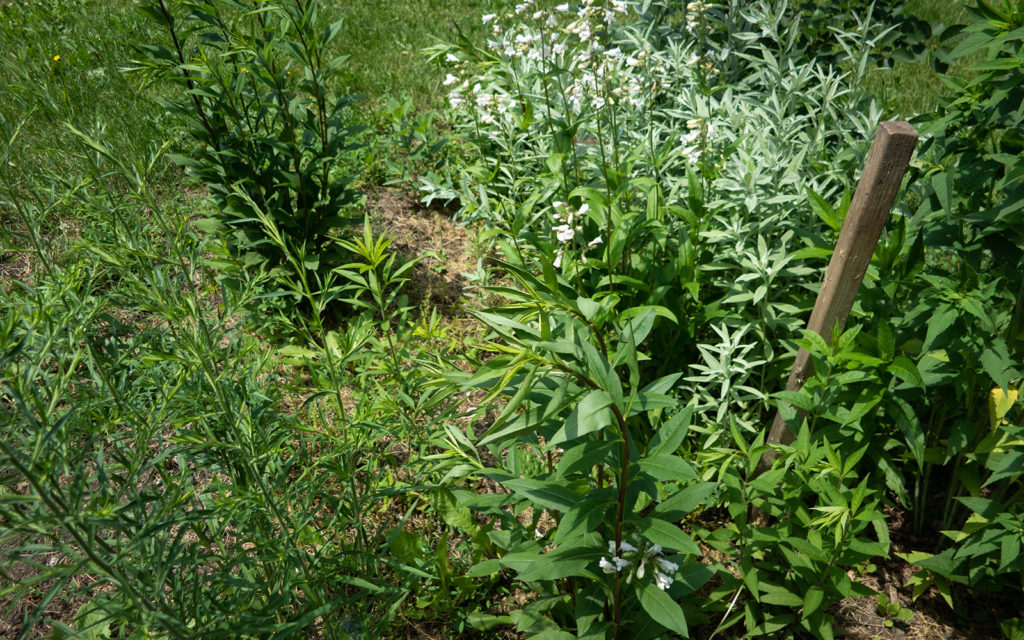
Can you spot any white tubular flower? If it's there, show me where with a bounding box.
[636,559,647,579]
[553,249,564,268]
[443,73,459,86]
[482,13,497,23]
[604,46,622,59]
[555,2,569,11]
[546,14,558,28]
[515,3,528,13]
[446,53,459,63]
[599,557,616,572]
[532,10,544,19]
[577,203,590,216]
[587,236,603,247]
[657,557,679,573]
[619,541,638,553]
[449,91,465,109]
[655,571,674,590]
[553,42,567,56]
[593,96,606,109]
[648,544,664,555]
[553,224,575,244]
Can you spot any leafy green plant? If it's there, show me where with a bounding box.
[443,263,715,638]
[875,593,915,627]
[136,0,364,296]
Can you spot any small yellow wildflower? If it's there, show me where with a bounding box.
[53,55,61,62]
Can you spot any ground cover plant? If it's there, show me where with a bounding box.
[1,0,1023,639]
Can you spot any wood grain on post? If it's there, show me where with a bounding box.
[759,121,919,472]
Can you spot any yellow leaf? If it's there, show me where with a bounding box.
[989,385,1019,429]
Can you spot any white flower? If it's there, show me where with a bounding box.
[655,570,674,590]
[553,42,568,56]
[604,47,622,59]
[482,13,497,23]
[487,39,501,50]
[480,113,496,125]
[553,249,564,268]
[648,544,663,555]
[619,541,638,553]
[546,14,558,28]
[587,236,603,247]
[554,224,575,243]
[446,52,459,63]
[443,73,459,86]
[555,2,570,11]
[449,91,465,108]
[577,203,590,216]
[593,96,606,109]
[657,557,679,573]
[599,555,632,573]
[515,3,528,13]
[532,10,544,19]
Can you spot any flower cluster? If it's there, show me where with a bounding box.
[442,0,665,120]
[551,201,600,267]
[599,540,678,590]
[679,117,717,164]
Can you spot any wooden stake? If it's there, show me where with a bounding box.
[759,120,919,472]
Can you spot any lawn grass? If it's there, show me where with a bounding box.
[860,0,973,117]
[0,0,178,196]
[332,0,507,118]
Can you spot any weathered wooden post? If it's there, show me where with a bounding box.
[758,120,919,473]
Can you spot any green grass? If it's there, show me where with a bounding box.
[333,0,508,118]
[860,0,973,117]
[0,0,177,195]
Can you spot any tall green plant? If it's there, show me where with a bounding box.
[137,0,363,290]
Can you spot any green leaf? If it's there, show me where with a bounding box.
[1001,617,1024,640]
[636,518,700,555]
[888,356,924,388]
[467,611,514,631]
[653,482,716,519]
[922,304,957,353]
[807,187,840,231]
[638,582,688,636]
[502,478,579,512]
[638,454,697,482]
[802,586,824,619]
[759,582,804,607]
[556,441,615,478]
[432,487,478,534]
[649,405,694,457]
